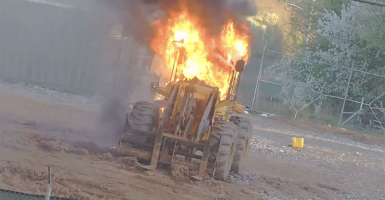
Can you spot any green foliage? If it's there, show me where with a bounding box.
[353,5,385,51]
[264,1,385,129]
[248,12,280,53]
[285,0,350,52]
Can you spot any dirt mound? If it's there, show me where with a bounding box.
[200,178,226,194]
[96,152,114,161]
[0,162,122,200]
[36,139,123,163]
[170,164,190,180]
[117,156,141,170]
[32,135,124,160]
[68,147,89,156]
[38,140,70,152]
[71,141,104,154]
[36,139,93,156]
[0,163,50,194]
[0,164,48,182]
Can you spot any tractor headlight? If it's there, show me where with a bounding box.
[151,82,159,89]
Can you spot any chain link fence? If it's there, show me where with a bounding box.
[241,40,385,136]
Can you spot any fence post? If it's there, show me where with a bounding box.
[45,165,52,200]
[341,97,364,126]
[338,62,354,125]
[251,40,268,111]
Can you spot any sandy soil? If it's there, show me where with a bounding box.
[0,90,384,200]
[0,92,265,200]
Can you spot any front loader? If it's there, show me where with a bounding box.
[118,43,252,180]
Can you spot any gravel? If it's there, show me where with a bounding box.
[249,122,385,200]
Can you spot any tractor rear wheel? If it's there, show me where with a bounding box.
[231,116,252,174]
[209,121,238,180]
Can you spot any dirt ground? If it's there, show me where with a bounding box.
[0,90,384,200]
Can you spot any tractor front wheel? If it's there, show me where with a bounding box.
[126,101,159,132]
[209,121,238,180]
[125,101,159,146]
[231,116,252,174]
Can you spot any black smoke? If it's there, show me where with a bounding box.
[91,0,257,148]
[104,0,257,45]
[146,0,257,38]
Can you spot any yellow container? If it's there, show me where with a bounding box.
[291,137,304,148]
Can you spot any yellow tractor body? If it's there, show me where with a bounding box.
[119,52,252,181]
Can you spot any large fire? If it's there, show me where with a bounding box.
[151,10,250,99]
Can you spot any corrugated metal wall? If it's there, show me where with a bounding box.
[0,0,143,96]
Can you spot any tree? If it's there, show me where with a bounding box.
[283,0,350,53]
[267,2,385,115]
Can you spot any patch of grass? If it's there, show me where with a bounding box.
[373,129,385,137]
[256,102,296,117]
[307,113,339,127]
[305,113,384,136]
[249,103,385,137]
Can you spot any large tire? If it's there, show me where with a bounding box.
[124,101,158,164]
[127,101,159,132]
[231,116,252,174]
[238,116,252,131]
[209,121,238,180]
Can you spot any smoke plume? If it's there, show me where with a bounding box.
[93,0,257,147]
[107,0,257,47]
[154,0,257,37]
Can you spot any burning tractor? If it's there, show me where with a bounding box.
[119,9,252,180]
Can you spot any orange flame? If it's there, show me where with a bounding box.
[151,11,250,99]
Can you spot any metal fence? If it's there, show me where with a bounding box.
[242,40,385,136]
[0,1,156,198]
[0,0,151,97]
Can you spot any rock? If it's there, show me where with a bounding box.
[143,171,155,176]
